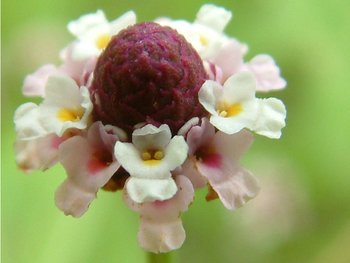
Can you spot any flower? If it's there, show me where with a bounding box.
[182,118,260,210]
[14,74,93,139]
[13,4,287,253]
[156,4,232,60]
[123,175,194,253]
[198,71,286,138]
[55,122,121,217]
[114,124,188,203]
[67,10,136,60]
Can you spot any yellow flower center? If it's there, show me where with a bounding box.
[57,107,83,122]
[141,149,164,166]
[96,34,111,50]
[199,35,208,46]
[217,101,243,117]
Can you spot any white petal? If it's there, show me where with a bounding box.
[14,103,48,139]
[163,136,189,171]
[253,98,287,138]
[198,80,223,115]
[126,177,177,203]
[195,4,232,32]
[108,10,137,34]
[132,124,171,151]
[115,141,166,178]
[223,71,256,104]
[67,10,107,36]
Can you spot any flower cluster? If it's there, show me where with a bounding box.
[14,4,286,253]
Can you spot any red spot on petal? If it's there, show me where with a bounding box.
[202,153,222,168]
[87,159,109,174]
[195,145,222,168]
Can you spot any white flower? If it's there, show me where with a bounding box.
[156,4,231,60]
[199,72,286,138]
[114,124,189,203]
[14,74,93,139]
[67,10,136,60]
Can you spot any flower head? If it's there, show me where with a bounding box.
[13,4,288,253]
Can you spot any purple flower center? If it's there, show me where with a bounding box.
[90,22,208,138]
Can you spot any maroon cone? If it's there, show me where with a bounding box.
[90,22,208,137]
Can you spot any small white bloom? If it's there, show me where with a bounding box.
[67,10,136,60]
[14,75,93,140]
[199,72,286,138]
[157,4,231,60]
[114,124,189,203]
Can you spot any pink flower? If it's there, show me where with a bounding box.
[210,39,287,91]
[123,175,194,253]
[55,121,121,217]
[183,118,260,210]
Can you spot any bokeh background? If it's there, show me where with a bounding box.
[2,0,350,262]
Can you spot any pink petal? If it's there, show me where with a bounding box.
[211,39,245,82]
[244,54,287,91]
[22,64,58,97]
[123,175,194,253]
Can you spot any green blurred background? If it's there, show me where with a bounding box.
[2,0,350,262]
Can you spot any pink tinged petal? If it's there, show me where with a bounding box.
[194,4,232,32]
[177,117,200,137]
[253,98,287,139]
[123,175,194,253]
[211,39,245,82]
[181,158,208,189]
[14,138,41,173]
[185,118,215,156]
[246,54,287,92]
[55,179,97,218]
[126,177,178,203]
[22,64,58,97]
[194,130,259,210]
[198,162,260,210]
[203,61,223,83]
[211,129,254,163]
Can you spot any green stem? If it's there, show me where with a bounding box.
[147,251,175,263]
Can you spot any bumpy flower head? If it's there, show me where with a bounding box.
[90,21,208,136]
[13,4,287,254]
